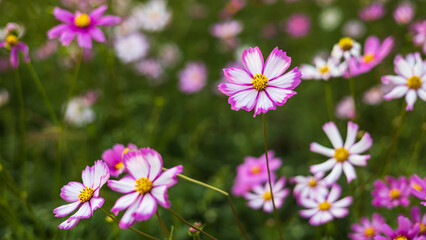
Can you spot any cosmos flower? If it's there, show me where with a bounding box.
[374,216,421,240]
[362,85,387,106]
[393,3,415,25]
[310,121,372,184]
[64,93,97,127]
[381,52,426,111]
[410,174,426,206]
[300,56,347,81]
[137,58,164,82]
[132,0,171,32]
[35,40,58,61]
[60,0,106,13]
[349,213,385,240]
[48,5,121,48]
[412,21,426,55]
[358,3,385,22]
[319,7,343,32]
[159,43,181,66]
[102,143,138,178]
[299,184,352,226]
[342,20,366,39]
[218,47,301,117]
[285,13,311,38]
[332,37,361,62]
[411,206,426,236]
[335,96,356,120]
[244,177,289,212]
[114,32,149,63]
[0,22,30,68]
[0,89,9,107]
[108,149,183,228]
[53,160,110,229]
[210,20,243,40]
[291,172,328,202]
[179,62,207,94]
[371,176,410,209]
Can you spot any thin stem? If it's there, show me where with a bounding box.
[262,113,283,240]
[100,208,160,240]
[26,62,58,124]
[324,81,335,121]
[348,76,358,122]
[156,211,171,239]
[408,112,426,170]
[167,208,217,240]
[15,69,27,192]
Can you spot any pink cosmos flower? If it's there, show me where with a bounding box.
[53,160,110,229]
[371,176,410,209]
[102,143,138,178]
[359,3,385,22]
[381,52,426,111]
[300,184,352,226]
[108,148,183,228]
[210,20,243,39]
[374,216,421,240]
[310,121,372,185]
[35,40,58,61]
[292,172,328,202]
[411,206,426,236]
[410,175,426,206]
[349,213,385,240]
[218,47,301,117]
[232,151,282,196]
[48,5,121,48]
[335,96,356,120]
[362,85,386,106]
[412,21,426,54]
[0,23,30,68]
[179,62,207,94]
[244,177,289,212]
[285,13,311,38]
[137,58,164,81]
[301,56,347,81]
[393,3,415,25]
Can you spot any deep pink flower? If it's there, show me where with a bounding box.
[349,213,385,240]
[53,160,110,229]
[412,21,426,54]
[411,206,426,236]
[393,3,415,25]
[218,47,301,117]
[359,3,385,22]
[108,148,182,228]
[0,23,30,68]
[244,177,289,212]
[179,62,207,94]
[48,5,121,48]
[102,143,138,178]
[374,216,421,240]
[371,176,410,209]
[285,13,311,38]
[410,174,426,206]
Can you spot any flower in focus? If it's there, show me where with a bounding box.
[102,143,138,177]
[301,56,347,81]
[348,213,385,240]
[336,96,355,120]
[381,52,426,111]
[179,62,207,94]
[285,13,311,38]
[412,21,426,54]
[310,121,372,184]
[300,184,352,226]
[393,3,415,25]
[331,37,361,62]
[411,206,426,236]
[410,174,426,206]
[244,177,289,212]
[218,47,301,117]
[211,20,242,40]
[0,22,30,68]
[137,58,164,82]
[64,91,98,127]
[292,173,328,202]
[48,5,121,48]
[53,160,110,229]
[132,0,171,32]
[342,20,366,39]
[358,3,385,22]
[371,176,410,209]
[114,32,149,63]
[374,216,420,240]
[108,149,183,228]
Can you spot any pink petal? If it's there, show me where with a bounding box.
[364,36,380,54]
[253,91,275,117]
[89,197,104,212]
[108,176,136,194]
[90,28,105,42]
[59,31,76,46]
[58,217,80,229]
[119,196,141,229]
[10,47,19,68]
[90,5,108,19]
[322,122,343,149]
[133,193,157,221]
[268,67,302,89]
[218,82,253,96]
[53,7,75,24]
[47,24,69,39]
[228,88,259,112]
[60,181,84,202]
[95,16,121,26]
[265,87,296,107]
[151,185,170,208]
[153,165,183,187]
[69,202,92,220]
[54,201,81,217]
[242,47,264,76]
[223,67,253,85]
[383,85,408,100]
[77,33,92,49]
[349,132,372,154]
[111,191,140,215]
[123,151,150,180]
[344,121,358,149]
[263,47,291,80]
[0,41,5,48]
[17,43,30,63]
[342,162,356,183]
[140,148,163,181]
[310,143,335,157]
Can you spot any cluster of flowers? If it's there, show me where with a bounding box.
[54,144,182,229]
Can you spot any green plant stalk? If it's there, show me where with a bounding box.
[262,113,283,240]
[324,80,335,121]
[156,211,172,239]
[167,208,217,240]
[348,76,358,122]
[15,69,27,192]
[408,112,426,170]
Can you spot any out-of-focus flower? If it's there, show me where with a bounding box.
[159,43,181,66]
[261,23,277,39]
[114,17,139,36]
[342,20,366,39]
[179,62,207,94]
[132,0,171,32]
[232,151,282,196]
[381,52,426,111]
[187,4,208,19]
[244,177,289,212]
[1,22,25,38]
[64,91,98,127]
[319,7,342,31]
[393,3,415,25]
[220,0,246,19]
[359,3,385,22]
[310,121,372,184]
[48,5,121,49]
[331,37,361,61]
[285,13,311,38]
[0,89,9,107]
[108,149,183,228]
[102,143,138,178]
[410,174,426,206]
[412,21,426,54]
[188,222,203,237]
[348,213,385,240]
[114,32,149,63]
[301,56,347,81]
[35,40,58,60]
[211,20,242,40]
[61,0,106,12]
[111,0,131,15]
[218,47,301,117]
[374,216,420,240]
[336,96,356,120]
[411,206,426,236]
[371,176,410,209]
[0,22,30,68]
[300,184,352,226]
[362,85,386,105]
[292,173,328,202]
[53,160,110,229]
[137,58,163,81]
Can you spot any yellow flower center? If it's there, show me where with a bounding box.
[135,177,153,194]
[420,223,426,234]
[407,76,422,90]
[78,186,94,202]
[252,73,269,91]
[318,201,331,211]
[393,235,408,240]
[339,37,354,51]
[115,162,124,170]
[250,166,260,174]
[308,179,317,187]
[412,184,422,191]
[364,227,375,237]
[263,191,272,201]
[363,54,375,63]
[334,147,349,162]
[121,147,130,158]
[5,35,18,47]
[389,189,401,199]
[319,66,329,74]
[75,13,91,28]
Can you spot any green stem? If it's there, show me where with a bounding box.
[156,211,171,239]
[348,76,358,122]
[262,113,283,240]
[408,112,426,171]
[14,69,27,192]
[167,208,217,240]
[324,80,335,121]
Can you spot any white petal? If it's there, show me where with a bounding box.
[263,201,274,212]
[248,198,264,209]
[327,184,341,203]
[111,191,140,215]
[263,47,291,80]
[153,165,182,187]
[333,197,353,208]
[348,154,369,166]
[81,165,94,188]
[268,67,301,89]
[324,164,342,185]
[242,47,264,75]
[140,148,163,181]
[344,121,358,149]
[342,162,356,183]
[310,159,335,174]
[254,91,275,117]
[151,185,170,208]
[223,67,253,84]
[119,196,141,228]
[405,89,417,111]
[418,89,426,101]
[108,176,136,193]
[58,217,80,230]
[265,87,295,106]
[330,207,348,218]
[89,197,104,212]
[228,88,259,111]
[123,151,150,179]
[60,181,84,202]
[92,160,110,191]
[310,143,335,157]
[54,201,81,217]
[349,132,372,154]
[383,86,409,100]
[133,193,157,221]
[323,122,343,149]
[70,202,92,219]
[300,208,318,218]
[381,75,407,85]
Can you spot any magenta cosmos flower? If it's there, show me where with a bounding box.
[0,23,30,68]
[359,3,385,22]
[102,143,138,177]
[393,3,415,25]
[310,121,372,185]
[219,47,301,117]
[381,52,426,111]
[108,148,183,228]
[244,177,289,212]
[371,176,410,209]
[53,160,110,229]
[299,184,352,226]
[412,21,426,54]
[286,13,311,38]
[410,175,426,206]
[48,5,121,48]
[291,172,328,203]
[411,206,426,236]
[349,213,385,240]
[374,216,421,240]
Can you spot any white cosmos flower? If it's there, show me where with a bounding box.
[114,32,149,63]
[301,56,347,81]
[132,0,171,32]
[331,37,361,62]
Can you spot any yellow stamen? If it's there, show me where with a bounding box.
[318,201,331,211]
[389,189,401,199]
[393,235,408,240]
[263,191,272,201]
[339,37,354,51]
[252,73,268,91]
[319,66,329,74]
[412,184,422,191]
[420,223,426,234]
[115,162,124,170]
[308,179,317,187]
[75,13,91,28]
[364,227,375,236]
[407,76,422,90]
[78,186,94,202]
[5,35,18,47]
[121,147,130,158]
[334,147,349,162]
[363,54,375,63]
[250,166,260,174]
[135,177,153,194]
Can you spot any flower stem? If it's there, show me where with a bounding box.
[262,113,283,240]
[14,69,27,191]
[100,207,160,240]
[408,112,426,171]
[324,81,335,121]
[156,211,172,239]
[348,76,358,122]
[167,208,217,240]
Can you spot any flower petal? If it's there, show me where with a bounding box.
[265,87,296,107]
[153,165,183,187]
[310,158,335,174]
[248,197,264,209]
[77,33,92,49]
[394,55,412,78]
[151,185,170,208]
[82,165,94,188]
[10,47,19,68]
[58,217,80,230]
[54,201,81,217]
[59,31,76,46]
[348,154,369,166]
[323,122,343,149]
[90,5,108,19]
[219,83,253,96]
[90,27,106,42]
[253,91,275,117]
[111,191,140,215]
[349,132,372,154]
[92,160,110,192]
[140,148,163,181]
[324,163,342,185]
[89,197,104,212]
[381,75,406,85]
[47,24,69,39]
[60,181,84,202]
[123,151,150,180]
[330,207,348,218]
[344,121,358,149]
[95,16,121,26]
[133,193,157,221]
[108,175,136,194]
[223,67,253,84]
[53,7,75,24]
[268,67,302,89]
[228,88,259,112]
[383,85,408,100]
[327,184,341,203]
[342,162,356,183]
[242,47,264,76]
[333,196,353,208]
[70,202,92,220]
[300,208,318,218]
[119,196,141,229]
[263,47,291,80]
[310,143,335,157]
[405,89,417,111]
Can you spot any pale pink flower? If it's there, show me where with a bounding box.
[362,85,385,106]
[393,3,415,25]
[210,20,242,39]
[179,62,207,94]
[359,3,385,22]
[137,58,163,81]
[35,40,58,60]
[349,213,385,240]
[285,13,311,38]
[342,20,366,39]
[412,21,426,54]
[336,96,356,120]
[244,177,289,212]
[292,172,328,202]
[0,22,30,68]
